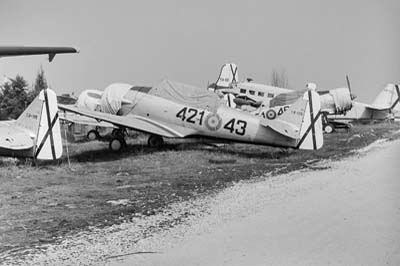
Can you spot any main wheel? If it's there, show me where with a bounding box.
[147,135,164,147]
[109,138,125,152]
[87,130,99,141]
[324,123,334,134]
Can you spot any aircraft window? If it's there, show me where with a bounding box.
[258,92,265,97]
[131,86,152,93]
[249,90,255,95]
[87,92,102,99]
[267,93,274,98]
[240,89,246,94]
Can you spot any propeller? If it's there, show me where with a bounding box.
[346,75,357,100]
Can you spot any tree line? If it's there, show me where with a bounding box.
[0,67,48,120]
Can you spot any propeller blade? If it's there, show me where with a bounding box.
[346,75,357,100]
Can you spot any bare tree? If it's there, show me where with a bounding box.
[270,69,289,88]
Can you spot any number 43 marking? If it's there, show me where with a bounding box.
[223,118,247,136]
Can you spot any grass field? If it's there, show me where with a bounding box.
[0,123,399,262]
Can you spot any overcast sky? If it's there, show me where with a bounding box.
[0,0,398,102]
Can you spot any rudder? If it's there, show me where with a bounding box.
[296,90,323,150]
[34,88,63,160]
[371,84,400,110]
[264,90,323,150]
[216,63,238,88]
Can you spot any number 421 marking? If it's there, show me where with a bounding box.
[176,107,205,125]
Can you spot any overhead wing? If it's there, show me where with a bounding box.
[58,104,189,138]
[0,46,79,62]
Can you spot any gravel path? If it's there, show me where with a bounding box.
[110,139,400,266]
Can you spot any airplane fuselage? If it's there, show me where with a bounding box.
[120,90,298,148]
[328,102,393,122]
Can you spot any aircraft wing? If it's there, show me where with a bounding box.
[364,104,392,111]
[0,46,79,62]
[58,104,188,138]
[59,112,116,128]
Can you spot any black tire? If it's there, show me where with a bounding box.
[87,130,99,141]
[109,138,124,152]
[324,123,334,134]
[147,135,164,147]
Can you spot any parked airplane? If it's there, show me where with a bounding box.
[0,46,78,61]
[208,63,353,133]
[59,89,117,141]
[0,88,62,160]
[59,80,323,152]
[328,84,400,123]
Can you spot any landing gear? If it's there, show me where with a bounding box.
[322,112,335,134]
[147,135,164,147]
[112,128,125,138]
[87,130,99,141]
[109,128,126,152]
[323,123,334,134]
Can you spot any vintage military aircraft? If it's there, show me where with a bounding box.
[328,84,400,123]
[58,89,117,141]
[208,63,354,133]
[0,46,78,62]
[59,80,323,152]
[0,88,63,160]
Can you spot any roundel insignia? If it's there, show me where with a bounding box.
[266,109,277,120]
[205,113,222,131]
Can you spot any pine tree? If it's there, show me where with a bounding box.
[29,66,48,102]
[0,75,29,119]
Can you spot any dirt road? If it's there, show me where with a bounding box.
[111,139,400,266]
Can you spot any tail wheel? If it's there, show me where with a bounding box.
[109,138,126,152]
[324,123,334,134]
[87,130,99,141]
[148,135,164,147]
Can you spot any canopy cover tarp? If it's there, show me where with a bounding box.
[148,80,222,112]
[77,89,103,111]
[100,83,133,114]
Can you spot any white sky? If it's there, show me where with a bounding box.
[0,0,398,102]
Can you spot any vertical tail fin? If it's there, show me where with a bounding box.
[371,84,400,110]
[216,63,238,88]
[264,90,323,150]
[16,88,62,160]
[296,90,323,150]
